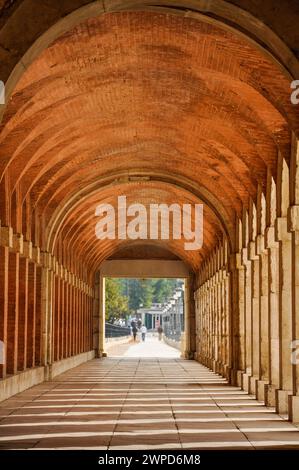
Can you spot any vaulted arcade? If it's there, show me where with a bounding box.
[0,0,299,425]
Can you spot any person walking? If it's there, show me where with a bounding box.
[157,325,163,341]
[132,324,138,342]
[141,325,147,342]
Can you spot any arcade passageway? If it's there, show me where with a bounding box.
[0,0,299,448]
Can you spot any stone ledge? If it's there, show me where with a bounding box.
[0,366,45,402]
[0,350,96,402]
[49,350,95,379]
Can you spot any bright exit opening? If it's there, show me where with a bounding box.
[104,278,185,358]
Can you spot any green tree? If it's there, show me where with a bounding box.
[113,278,184,315]
[152,279,176,303]
[139,279,154,308]
[125,278,153,312]
[105,278,129,320]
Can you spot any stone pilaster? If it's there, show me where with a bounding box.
[275,216,293,414]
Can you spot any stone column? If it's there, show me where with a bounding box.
[53,274,59,362]
[45,265,54,367]
[211,274,216,370]
[208,277,212,367]
[201,284,206,364]
[17,256,28,371]
[264,226,280,406]
[193,290,198,361]
[288,136,299,422]
[220,271,225,374]
[216,271,221,373]
[183,275,195,359]
[248,240,261,396]
[276,216,293,414]
[203,279,208,366]
[0,243,9,379]
[242,246,252,391]
[98,273,106,357]
[235,253,245,387]
[200,286,204,363]
[288,205,299,421]
[68,281,73,357]
[226,271,231,378]
[59,277,64,360]
[75,285,79,355]
[64,282,69,358]
[228,253,241,384]
[256,234,270,402]
[7,251,19,375]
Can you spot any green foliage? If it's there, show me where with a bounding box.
[105,278,183,318]
[152,279,177,303]
[105,278,129,320]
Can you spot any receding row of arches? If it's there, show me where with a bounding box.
[0,1,298,422]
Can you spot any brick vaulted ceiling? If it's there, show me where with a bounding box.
[0,11,298,276]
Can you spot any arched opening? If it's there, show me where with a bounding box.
[0,0,299,450]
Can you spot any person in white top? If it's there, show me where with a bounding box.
[140,325,147,342]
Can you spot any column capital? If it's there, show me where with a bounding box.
[54,259,59,275]
[255,234,266,255]
[228,252,244,271]
[248,240,259,261]
[241,247,249,266]
[13,233,23,254]
[0,225,13,248]
[40,250,51,268]
[23,240,33,259]
[32,246,41,264]
[265,226,279,249]
[275,216,292,242]
[288,205,299,232]
[59,264,64,278]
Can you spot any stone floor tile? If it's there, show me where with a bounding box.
[0,338,299,449]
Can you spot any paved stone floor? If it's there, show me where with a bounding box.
[108,334,181,358]
[1,338,299,450]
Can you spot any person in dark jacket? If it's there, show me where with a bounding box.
[132,324,138,341]
[157,325,163,341]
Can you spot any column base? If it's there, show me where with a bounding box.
[223,364,228,377]
[236,370,244,387]
[224,365,233,382]
[206,358,213,369]
[288,395,299,423]
[229,368,243,386]
[97,350,107,358]
[242,373,251,392]
[182,350,194,360]
[213,360,225,376]
[256,379,269,402]
[276,389,293,415]
[264,384,278,407]
[249,375,258,396]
